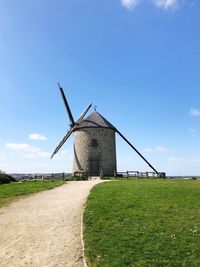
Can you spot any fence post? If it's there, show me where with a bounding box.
[100,169,104,179]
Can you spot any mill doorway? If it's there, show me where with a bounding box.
[89,159,100,176]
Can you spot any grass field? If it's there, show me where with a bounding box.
[0,180,65,208]
[84,179,200,267]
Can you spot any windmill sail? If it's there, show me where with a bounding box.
[58,82,75,127]
[51,128,74,159]
[77,102,92,123]
[51,84,92,159]
[116,130,158,174]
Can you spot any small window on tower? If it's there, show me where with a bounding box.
[91,139,98,147]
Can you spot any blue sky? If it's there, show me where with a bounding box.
[0,0,200,175]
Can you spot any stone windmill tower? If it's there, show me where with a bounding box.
[72,111,117,176]
[51,84,159,176]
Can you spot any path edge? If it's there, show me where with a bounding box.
[81,205,88,267]
[80,180,110,267]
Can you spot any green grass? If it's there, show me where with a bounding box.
[84,179,200,267]
[0,180,65,208]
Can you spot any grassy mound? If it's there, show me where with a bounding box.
[84,179,200,266]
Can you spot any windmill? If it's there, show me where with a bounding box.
[51,83,163,177]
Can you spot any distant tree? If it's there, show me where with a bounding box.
[0,170,5,174]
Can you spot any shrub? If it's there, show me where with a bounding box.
[0,173,16,184]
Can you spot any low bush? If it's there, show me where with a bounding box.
[0,173,16,184]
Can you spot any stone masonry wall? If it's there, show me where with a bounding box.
[72,128,117,176]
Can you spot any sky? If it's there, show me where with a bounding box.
[0,0,200,176]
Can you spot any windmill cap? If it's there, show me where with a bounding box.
[75,111,116,130]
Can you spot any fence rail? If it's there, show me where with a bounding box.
[116,171,166,178]
[21,173,71,181]
[18,171,166,181]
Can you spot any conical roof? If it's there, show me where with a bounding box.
[75,111,116,130]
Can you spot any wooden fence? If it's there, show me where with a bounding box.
[21,173,71,181]
[20,171,166,181]
[116,171,166,179]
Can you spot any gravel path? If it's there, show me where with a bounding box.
[0,180,104,267]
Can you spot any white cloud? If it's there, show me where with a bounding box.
[166,156,200,176]
[156,146,169,152]
[29,133,47,141]
[53,149,73,161]
[168,157,187,163]
[168,157,200,165]
[190,108,200,116]
[152,0,179,10]
[144,146,169,152]
[188,128,196,133]
[121,0,140,9]
[6,143,40,153]
[121,0,181,10]
[6,142,50,158]
[143,147,152,152]
[38,152,51,157]
[23,152,51,159]
[0,152,6,161]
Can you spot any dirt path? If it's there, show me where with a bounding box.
[0,180,104,267]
